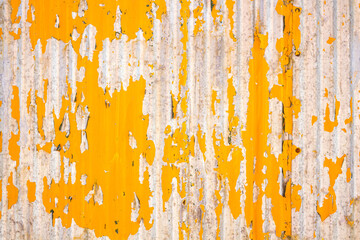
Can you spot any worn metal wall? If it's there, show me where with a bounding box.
[0,0,359,239]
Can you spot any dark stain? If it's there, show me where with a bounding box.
[56,144,61,151]
[211,0,215,11]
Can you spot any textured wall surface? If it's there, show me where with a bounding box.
[0,0,359,239]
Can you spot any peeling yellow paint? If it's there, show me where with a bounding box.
[43,76,155,239]
[317,155,345,221]
[193,3,204,36]
[211,90,219,115]
[326,37,336,44]
[225,0,236,41]
[346,167,351,183]
[27,180,36,203]
[312,115,318,125]
[2,0,357,238]
[324,97,340,132]
[7,172,19,209]
[9,86,20,169]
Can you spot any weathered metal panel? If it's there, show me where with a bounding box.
[0,0,359,239]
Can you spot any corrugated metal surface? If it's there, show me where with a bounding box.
[0,0,359,239]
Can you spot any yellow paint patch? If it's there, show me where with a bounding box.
[7,172,19,209]
[226,0,236,41]
[35,79,48,140]
[324,97,340,132]
[242,26,300,238]
[9,86,20,169]
[312,115,318,125]
[327,37,336,44]
[43,76,156,239]
[193,3,204,36]
[346,168,351,182]
[214,129,243,219]
[211,90,219,115]
[27,180,36,203]
[324,88,329,97]
[317,155,345,221]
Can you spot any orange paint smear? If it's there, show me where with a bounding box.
[227,73,239,131]
[27,180,36,203]
[7,172,19,209]
[9,28,21,40]
[324,88,329,97]
[10,0,20,21]
[346,168,351,182]
[324,96,340,132]
[196,125,206,162]
[36,141,52,154]
[312,115,318,125]
[9,86,20,169]
[211,90,219,115]
[327,37,336,44]
[35,79,48,140]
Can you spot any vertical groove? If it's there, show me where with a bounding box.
[315,0,322,238]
